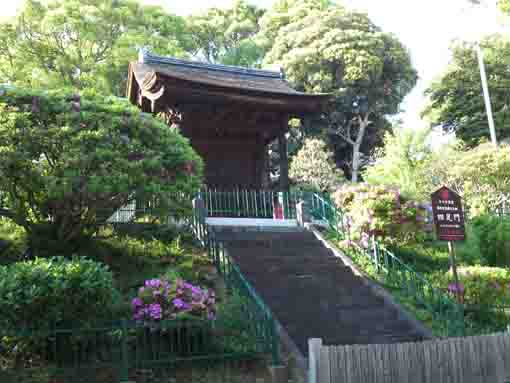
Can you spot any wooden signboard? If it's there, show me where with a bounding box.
[431,186,466,242]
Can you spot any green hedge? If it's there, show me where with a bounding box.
[0,256,118,331]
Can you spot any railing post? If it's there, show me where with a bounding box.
[270,313,280,366]
[372,236,380,273]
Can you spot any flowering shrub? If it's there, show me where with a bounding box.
[433,266,510,307]
[332,183,431,244]
[132,278,216,323]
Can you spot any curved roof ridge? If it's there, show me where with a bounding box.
[139,49,284,80]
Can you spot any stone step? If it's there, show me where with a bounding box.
[224,229,427,355]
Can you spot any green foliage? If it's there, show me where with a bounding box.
[426,142,510,216]
[364,127,433,200]
[0,218,26,263]
[500,0,510,13]
[0,256,118,331]
[470,215,510,267]
[0,0,190,95]
[424,35,510,144]
[289,138,344,192]
[259,0,417,180]
[215,292,259,353]
[186,0,266,66]
[0,86,203,250]
[332,183,430,244]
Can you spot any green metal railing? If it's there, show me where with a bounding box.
[310,192,346,233]
[190,198,280,365]
[201,189,299,219]
[311,193,465,337]
[208,237,280,365]
[0,318,267,382]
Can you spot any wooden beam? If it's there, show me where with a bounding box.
[278,116,290,191]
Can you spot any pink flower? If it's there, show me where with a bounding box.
[448,282,465,294]
[131,297,143,308]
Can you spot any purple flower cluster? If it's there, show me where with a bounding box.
[131,278,216,324]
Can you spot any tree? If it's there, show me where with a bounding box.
[260,0,417,182]
[364,127,434,200]
[289,138,345,192]
[426,142,510,216]
[0,86,203,252]
[423,35,510,145]
[0,0,191,95]
[186,0,266,66]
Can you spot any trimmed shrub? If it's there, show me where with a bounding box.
[0,256,118,331]
[0,86,203,252]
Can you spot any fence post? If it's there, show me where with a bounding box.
[270,314,280,366]
[308,338,322,383]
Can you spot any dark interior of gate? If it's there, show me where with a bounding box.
[127,52,329,191]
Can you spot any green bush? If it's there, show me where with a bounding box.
[0,257,118,331]
[470,215,510,267]
[332,183,431,245]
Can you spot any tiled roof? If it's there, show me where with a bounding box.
[133,50,326,97]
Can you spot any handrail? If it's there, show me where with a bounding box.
[311,192,465,337]
[190,195,280,364]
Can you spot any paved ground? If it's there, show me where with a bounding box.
[215,229,427,355]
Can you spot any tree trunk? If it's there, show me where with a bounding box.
[351,143,361,183]
[350,115,369,183]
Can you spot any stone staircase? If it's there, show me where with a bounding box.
[214,229,429,356]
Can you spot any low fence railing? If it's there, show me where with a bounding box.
[0,318,268,382]
[200,189,300,219]
[310,193,465,337]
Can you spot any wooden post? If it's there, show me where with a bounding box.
[308,338,322,383]
[278,118,289,191]
[448,241,462,303]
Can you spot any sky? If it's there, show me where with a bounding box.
[1,0,507,129]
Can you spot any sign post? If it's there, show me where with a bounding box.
[431,186,466,303]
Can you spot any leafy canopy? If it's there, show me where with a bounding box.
[261,0,416,107]
[0,86,203,249]
[186,0,266,66]
[426,142,510,216]
[424,35,510,145]
[0,0,191,95]
[364,127,434,200]
[259,0,417,180]
[289,138,345,192]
